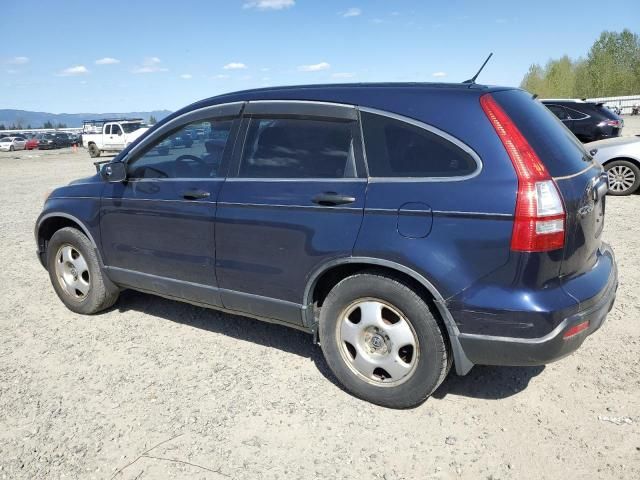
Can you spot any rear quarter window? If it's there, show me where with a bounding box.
[361,111,477,178]
[494,90,591,177]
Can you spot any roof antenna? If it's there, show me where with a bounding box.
[463,52,493,85]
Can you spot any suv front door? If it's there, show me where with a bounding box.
[100,103,242,306]
[215,101,367,325]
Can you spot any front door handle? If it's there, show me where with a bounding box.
[312,192,356,206]
[182,189,211,200]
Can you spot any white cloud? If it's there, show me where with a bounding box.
[180,73,193,79]
[223,62,247,70]
[7,56,29,65]
[341,7,361,17]
[57,65,89,76]
[298,62,330,72]
[133,57,168,73]
[243,0,294,10]
[6,69,18,75]
[260,67,270,72]
[95,57,120,65]
[371,18,384,24]
[496,18,508,24]
[331,72,355,79]
[432,71,447,78]
[212,74,230,79]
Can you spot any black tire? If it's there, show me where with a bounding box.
[319,271,449,408]
[9,145,14,151]
[88,143,101,158]
[605,160,640,196]
[46,227,119,314]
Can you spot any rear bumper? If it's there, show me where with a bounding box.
[457,246,618,366]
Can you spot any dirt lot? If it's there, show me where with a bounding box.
[1,141,639,480]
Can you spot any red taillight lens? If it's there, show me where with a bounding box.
[480,94,566,252]
[563,321,589,339]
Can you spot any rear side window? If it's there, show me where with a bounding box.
[239,117,357,178]
[494,90,590,177]
[361,111,477,178]
[546,104,570,120]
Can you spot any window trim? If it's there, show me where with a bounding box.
[121,102,244,181]
[358,107,483,182]
[122,101,244,165]
[230,100,366,180]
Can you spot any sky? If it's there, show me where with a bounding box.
[2,0,639,113]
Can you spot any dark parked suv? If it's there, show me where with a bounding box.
[542,99,623,143]
[36,83,617,408]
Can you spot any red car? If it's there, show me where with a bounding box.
[25,135,39,150]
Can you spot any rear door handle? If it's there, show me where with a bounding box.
[312,192,356,206]
[182,189,211,200]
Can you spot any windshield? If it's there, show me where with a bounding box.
[0,138,12,142]
[122,123,143,133]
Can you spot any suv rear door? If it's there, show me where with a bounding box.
[215,101,367,325]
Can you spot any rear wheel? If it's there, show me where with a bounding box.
[605,160,640,196]
[319,271,449,408]
[47,227,119,314]
[88,143,101,158]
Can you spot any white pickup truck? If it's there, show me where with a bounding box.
[82,119,149,158]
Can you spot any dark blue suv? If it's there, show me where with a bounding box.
[36,83,618,408]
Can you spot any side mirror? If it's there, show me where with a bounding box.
[118,131,123,136]
[101,162,127,182]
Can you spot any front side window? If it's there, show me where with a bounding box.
[127,119,232,179]
[239,117,357,178]
[361,111,477,178]
[111,125,123,135]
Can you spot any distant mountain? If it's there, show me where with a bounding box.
[0,109,172,129]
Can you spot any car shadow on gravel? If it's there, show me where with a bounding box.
[114,290,342,386]
[433,364,545,400]
[114,290,545,402]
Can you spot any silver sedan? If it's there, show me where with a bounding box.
[589,136,640,196]
[0,136,27,152]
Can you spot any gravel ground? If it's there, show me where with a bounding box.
[0,143,639,480]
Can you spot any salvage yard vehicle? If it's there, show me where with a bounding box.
[590,136,640,195]
[0,136,27,151]
[82,118,148,158]
[38,132,70,150]
[36,83,618,408]
[542,99,624,143]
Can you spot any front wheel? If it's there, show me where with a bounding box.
[605,160,640,196]
[9,145,14,151]
[47,227,119,314]
[319,271,449,408]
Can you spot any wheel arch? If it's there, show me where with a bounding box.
[35,213,103,268]
[303,257,474,375]
[602,156,640,168]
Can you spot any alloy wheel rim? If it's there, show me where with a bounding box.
[54,244,90,301]
[337,298,419,387]
[607,165,636,193]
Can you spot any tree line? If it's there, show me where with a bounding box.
[0,121,68,130]
[520,29,640,98]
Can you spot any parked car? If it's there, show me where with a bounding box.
[542,99,623,143]
[36,83,618,408]
[589,136,640,195]
[0,136,27,151]
[25,135,40,150]
[38,133,70,150]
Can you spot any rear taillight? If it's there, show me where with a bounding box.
[598,119,621,128]
[480,94,565,252]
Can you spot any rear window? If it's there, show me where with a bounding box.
[494,90,591,176]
